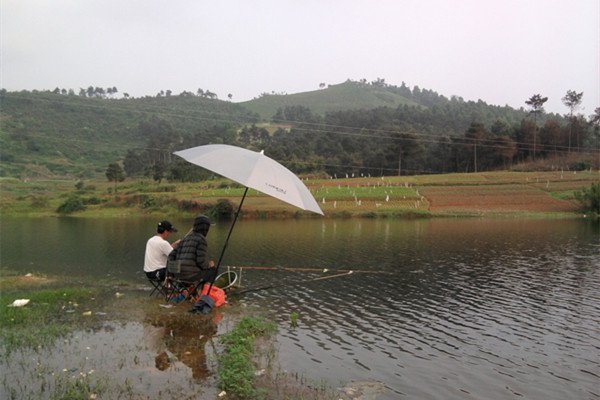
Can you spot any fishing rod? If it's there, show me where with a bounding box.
[235,270,358,295]
[225,265,392,274]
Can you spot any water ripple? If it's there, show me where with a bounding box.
[242,220,600,399]
[3,217,597,399]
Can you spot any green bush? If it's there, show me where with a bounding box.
[570,160,592,171]
[360,211,378,218]
[217,181,243,189]
[154,184,177,192]
[83,196,103,205]
[56,196,86,214]
[142,196,157,209]
[30,195,49,208]
[575,183,600,214]
[177,199,205,212]
[120,194,158,208]
[212,199,235,220]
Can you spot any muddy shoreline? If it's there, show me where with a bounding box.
[0,275,384,399]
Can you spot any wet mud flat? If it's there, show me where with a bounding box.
[0,290,229,399]
[0,283,386,400]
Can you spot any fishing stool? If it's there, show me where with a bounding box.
[147,275,167,298]
[164,260,201,303]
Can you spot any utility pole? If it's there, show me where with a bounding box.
[474,141,478,173]
[398,152,402,176]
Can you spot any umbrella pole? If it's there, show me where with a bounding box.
[207,186,248,292]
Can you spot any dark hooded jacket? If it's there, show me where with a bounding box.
[172,215,212,282]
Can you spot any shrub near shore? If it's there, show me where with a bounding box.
[0,170,597,218]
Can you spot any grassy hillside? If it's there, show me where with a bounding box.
[0,91,258,178]
[239,81,420,120]
[1,83,572,181]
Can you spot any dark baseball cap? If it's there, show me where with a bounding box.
[158,220,177,232]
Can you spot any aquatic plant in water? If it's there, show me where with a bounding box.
[217,316,276,399]
[289,311,299,328]
[0,285,96,353]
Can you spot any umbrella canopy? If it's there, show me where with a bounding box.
[174,144,323,306]
[174,144,323,215]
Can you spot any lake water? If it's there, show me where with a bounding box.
[1,216,599,399]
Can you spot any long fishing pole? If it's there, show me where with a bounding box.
[235,270,357,294]
[226,265,392,274]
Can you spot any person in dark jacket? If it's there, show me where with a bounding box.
[173,214,217,284]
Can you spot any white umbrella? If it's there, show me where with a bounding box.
[174,144,323,215]
[173,144,323,289]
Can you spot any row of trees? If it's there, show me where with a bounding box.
[257,90,595,176]
[154,88,229,99]
[524,90,585,157]
[47,86,234,100]
[50,86,124,98]
[113,86,597,182]
[121,116,237,182]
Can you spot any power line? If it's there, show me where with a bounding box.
[3,92,599,163]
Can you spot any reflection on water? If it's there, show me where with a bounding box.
[0,310,226,399]
[148,312,221,381]
[1,217,599,399]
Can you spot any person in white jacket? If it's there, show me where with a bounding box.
[144,220,180,282]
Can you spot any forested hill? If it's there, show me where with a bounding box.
[1,81,594,181]
[0,91,258,178]
[241,80,541,125]
[240,80,421,120]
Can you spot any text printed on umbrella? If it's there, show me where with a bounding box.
[265,183,287,194]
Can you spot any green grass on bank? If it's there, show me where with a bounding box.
[0,273,98,353]
[1,170,598,219]
[217,316,277,399]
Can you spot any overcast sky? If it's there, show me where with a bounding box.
[2,0,598,115]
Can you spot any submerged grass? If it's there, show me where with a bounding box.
[0,272,343,399]
[48,373,109,400]
[0,272,98,354]
[217,316,276,399]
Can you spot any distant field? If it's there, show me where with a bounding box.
[421,185,573,213]
[304,171,597,216]
[1,170,597,218]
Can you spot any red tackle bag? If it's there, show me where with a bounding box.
[200,284,226,307]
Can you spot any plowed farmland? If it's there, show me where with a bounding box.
[421,185,574,213]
